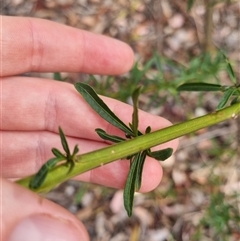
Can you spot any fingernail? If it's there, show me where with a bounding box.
[8,214,88,241]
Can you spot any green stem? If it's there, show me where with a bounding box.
[16,103,240,192]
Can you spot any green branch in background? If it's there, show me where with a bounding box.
[177,52,239,110]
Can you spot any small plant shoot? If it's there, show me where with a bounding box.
[75,82,173,216]
[177,54,240,110]
[29,127,79,190]
[18,55,240,217]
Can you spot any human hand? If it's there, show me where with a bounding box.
[1,16,179,241]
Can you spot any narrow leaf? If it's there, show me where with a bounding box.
[95,128,126,143]
[29,157,62,190]
[66,159,75,174]
[217,88,237,110]
[52,148,66,158]
[72,145,79,156]
[177,83,222,92]
[135,151,147,191]
[148,148,173,161]
[223,53,237,84]
[124,153,140,217]
[145,126,151,134]
[74,83,133,136]
[131,86,142,136]
[59,127,70,156]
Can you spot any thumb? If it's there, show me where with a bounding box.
[2,178,89,241]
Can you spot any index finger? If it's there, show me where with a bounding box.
[1,16,134,76]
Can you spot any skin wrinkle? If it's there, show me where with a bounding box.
[27,18,44,72]
[44,85,58,132]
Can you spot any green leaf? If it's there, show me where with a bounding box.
[53,72,67,82]
[177,83,222,92]
[131,86,142,136]
[135,151,147,191]
[130,58,155,83]
[59,127,71,156]
[72,145,79,157]
[148,148,173,161]
[53,72,63,81]
[95,128,126,143]
[145,126,151,134]
[124,153,140,217]
[74,83,134,136]
[217,88,237,110]
[187,0,195,11]
[52,148,66,158]
[223,54,237,84]
[66,159,75,174]
[29,157,62,190]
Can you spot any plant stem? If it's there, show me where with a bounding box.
[16,103,240,193]
[203,0,215,53]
